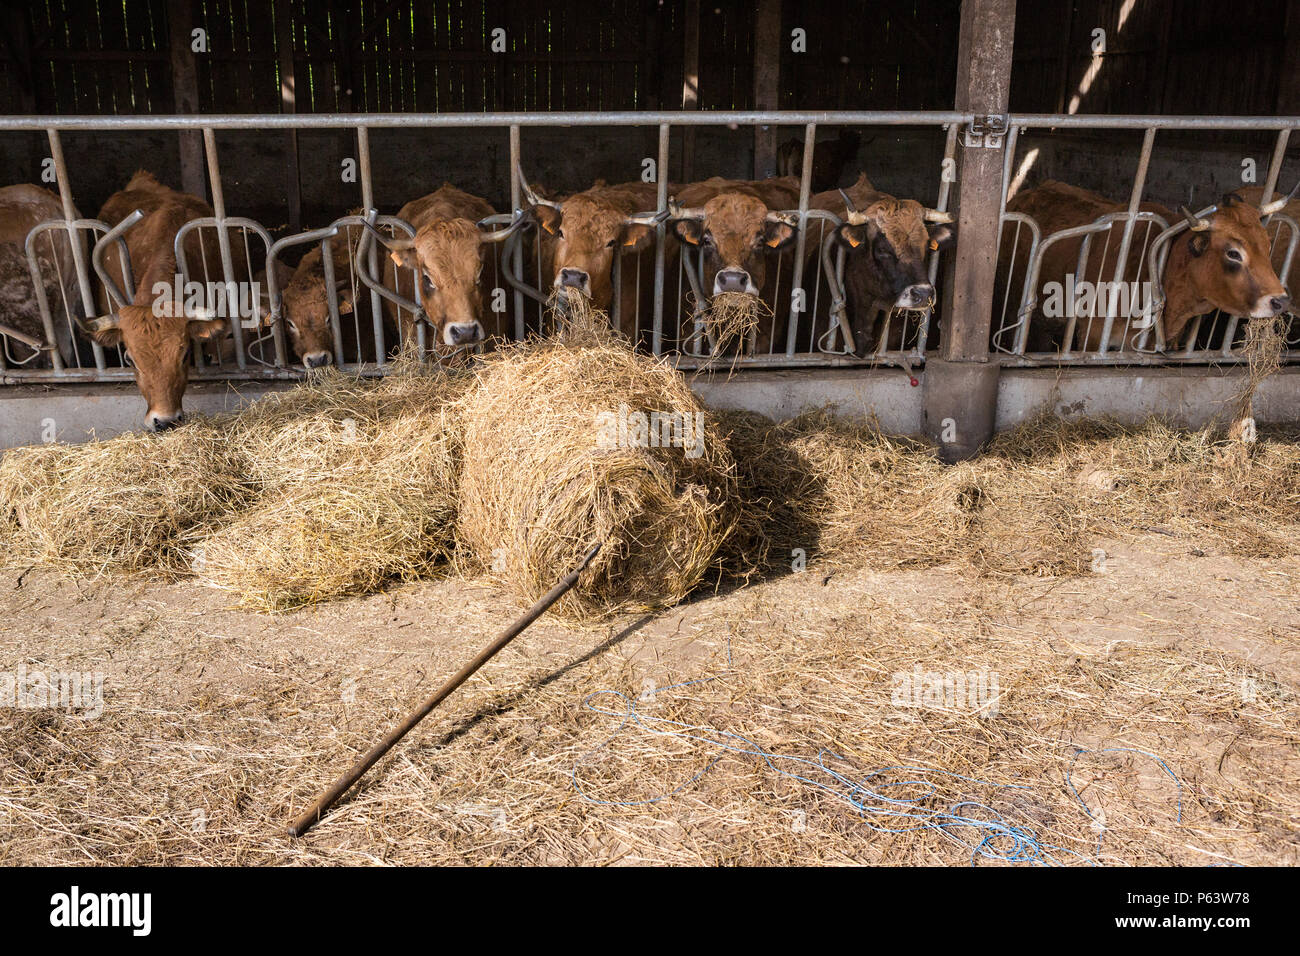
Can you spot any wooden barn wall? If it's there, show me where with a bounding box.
[0,1,1293,117]
[1010,0,1294,116]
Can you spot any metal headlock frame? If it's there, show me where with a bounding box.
[2,111,1298,384]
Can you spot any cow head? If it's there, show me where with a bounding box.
[1163,192,1292,341]
[668,193,799,298]
[834,189,954,311]
[82,301,227,431]
[519,173,662,310]
[363,217,522,348]
[280,271,352,368]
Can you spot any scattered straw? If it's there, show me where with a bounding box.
[195,368,465,609]
[719,410,1300,579]
[0,420,251,577]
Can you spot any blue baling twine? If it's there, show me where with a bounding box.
[571,642,1184,866]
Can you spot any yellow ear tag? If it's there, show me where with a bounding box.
[846,234,862,248]
[928,239,939,251]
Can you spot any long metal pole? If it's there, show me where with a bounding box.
[288,544,601,838]
[202,128,247,368]
[652,123,670,356]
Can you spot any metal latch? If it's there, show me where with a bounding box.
[963,114,1008,149]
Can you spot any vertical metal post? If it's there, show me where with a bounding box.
[1261,128,1292,219]
[785,121,815,356]
[357,126,388,364]
[47,129,105,372]
[652,123,670,356]
[1097,125,1155,354]
[203,127,246,367]
[510,124,525,340]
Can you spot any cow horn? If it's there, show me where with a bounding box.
[765,210,801,227]
[625,208,671,227]
[923,209,954,224]
[359,218,415,253]
[667,198,706,220]
[1259,181,1300,216]
[517,169,561,210]
[77,314,121,333]
[1178,205,1212,232]
[477,215,526,243]
[838,188,858,213]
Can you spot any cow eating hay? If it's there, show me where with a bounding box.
[455,334,738,620]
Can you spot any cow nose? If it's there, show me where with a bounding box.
[559,268,589,291]
[715,269,751,294]
[1269,295,1291,315]
[445,321,484,347]
[897,283,935,309]
[146,411,185,432]
[302,350,332,369]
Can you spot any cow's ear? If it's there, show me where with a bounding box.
[87,320,123,347]
[836,223,870,250]
[1188,232,1210,257]
[530,204,563,237]
[926,223,955,252]
[186,315,228,341]
[671,218,704,246]
[763,220,797,250]
[388,247,419,271]
[616,222,657,253]
[336,287,355,315]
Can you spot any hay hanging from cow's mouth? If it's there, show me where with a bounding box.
[685,291,771,368]
[546,286,614,346]
[454,335,738,621]
[1230,313,1289,427]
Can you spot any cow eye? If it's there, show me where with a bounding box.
[421,273,436,295]
[1225,248,1243,263]
[702,232,714,247]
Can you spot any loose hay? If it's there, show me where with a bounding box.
[195,368,466,608]
[0,420,251,576]
[719,410,1300,579]
[456,334,737,620]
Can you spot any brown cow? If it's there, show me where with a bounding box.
[806,172,955,353]
[89,171,245,430]
[364,184,520,349]
[521,176,664,338]
[667,176,802,353]
[0,183,83,368]
[999,180,1290,352]
[276,232,360,368]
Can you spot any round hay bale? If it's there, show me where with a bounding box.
[456,337,737,619]
[195,368,465,608]
[0,420,251,576]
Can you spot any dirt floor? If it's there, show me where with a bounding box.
[1,532,1297,866]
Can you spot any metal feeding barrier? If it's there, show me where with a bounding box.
[992,123,1300,365]
[1,110,1298,385]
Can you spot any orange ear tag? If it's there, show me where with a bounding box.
[929,239,940,251]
